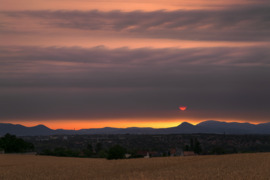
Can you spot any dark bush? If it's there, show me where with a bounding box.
[0,133,34,153]
[107,145,126,160]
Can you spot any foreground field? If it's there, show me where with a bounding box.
[0,153,270,180]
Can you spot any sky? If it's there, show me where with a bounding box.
[0,0,270,129]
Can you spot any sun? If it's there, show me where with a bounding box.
[179,106,187,111]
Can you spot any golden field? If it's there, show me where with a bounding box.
[0,153,270,180]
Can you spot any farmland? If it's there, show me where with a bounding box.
[0,153,270,180]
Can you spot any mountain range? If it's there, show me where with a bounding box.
[0,120,270,136]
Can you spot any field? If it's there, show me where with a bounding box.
[0,153,270,180]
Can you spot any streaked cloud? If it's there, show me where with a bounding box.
[1,5,270,42]
[0,46,269,121]
[1,0,266,11]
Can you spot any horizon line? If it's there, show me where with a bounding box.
[1,120,268,131]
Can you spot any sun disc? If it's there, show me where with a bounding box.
[179,106,187,111]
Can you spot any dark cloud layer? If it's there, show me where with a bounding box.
[0,46,270,121]
[1,5,270,41]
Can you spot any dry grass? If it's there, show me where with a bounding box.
[0,153,270,180]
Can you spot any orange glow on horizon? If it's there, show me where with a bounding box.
[4,119,267,130]
[8,120,188,130]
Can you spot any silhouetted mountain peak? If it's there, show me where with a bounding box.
[179,122,193,127]
[33,124,47,128]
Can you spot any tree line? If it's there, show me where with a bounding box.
[0,133,34,153]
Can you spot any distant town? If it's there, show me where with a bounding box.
[2,133,266,159]
[1,120,270,159]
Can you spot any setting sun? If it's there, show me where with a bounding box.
[179,106,187,111]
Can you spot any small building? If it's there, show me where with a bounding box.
[170,148,183,156]
[63,136,68,140]
[50,136,58,140]
[136,151,161,158]
[149,151,162,157]
[144,152,150,158]
[136,150,148,157]
[125,153,131,158]
[183,151,196,156]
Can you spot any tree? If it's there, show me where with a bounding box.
[211,147,225,155]
[194,138,202,154]
[0,133,34,153]
[107,145,126,160]
[83,143,93,157]
[184,145,190,151]
[190,138,194,151]
[95,143,103,153]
